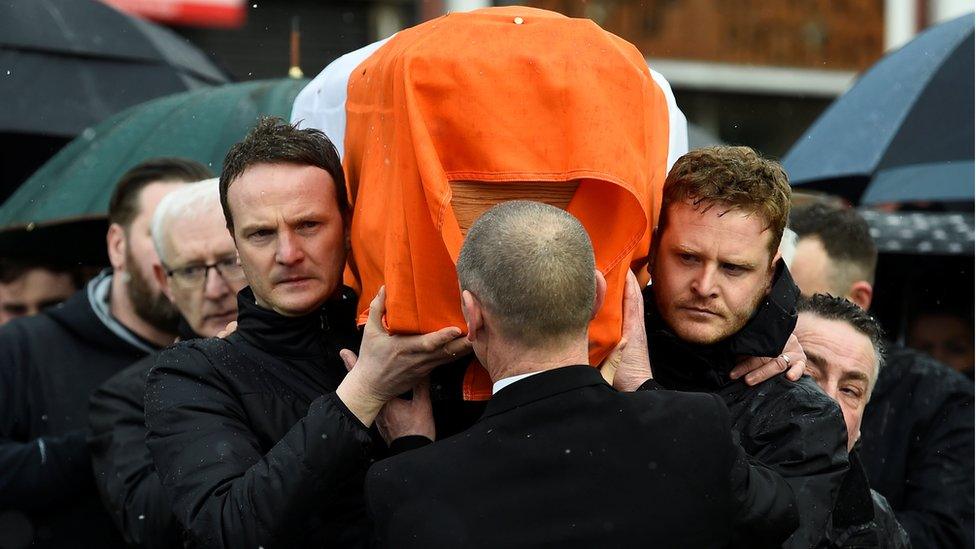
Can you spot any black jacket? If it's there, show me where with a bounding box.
[821,448,910,548]
[860,345,974,548]
[367,365,798,548]
[0,272,158,548]
[88,322,200,548]
[144,287,374,548]
[645,264,850,549]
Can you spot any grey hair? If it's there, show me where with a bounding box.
[151,178,221,265]
[456,200,596,348]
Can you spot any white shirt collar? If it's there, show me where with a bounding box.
[492,371,543,395]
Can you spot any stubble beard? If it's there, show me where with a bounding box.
[650,257,770,346]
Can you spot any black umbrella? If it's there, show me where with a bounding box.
[0,0,230,138]
[783,14,974,206]
[0,0,230,201]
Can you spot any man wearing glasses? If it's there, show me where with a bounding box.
[89,178,246,548]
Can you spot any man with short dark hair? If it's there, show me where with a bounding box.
[144,117,468,548]
[0,259,80,324]
[89,178,245,548]
[0,157,211,547]
[611,146,851,549]
[790,202,974,548]
[367,201,798,548]
[795,294,909,547]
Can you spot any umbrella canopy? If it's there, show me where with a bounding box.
[0,0,230,139]
[783,14,974,206]
[860,209,974,255]
[0,78,307,262]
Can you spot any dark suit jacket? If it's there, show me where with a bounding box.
[366,366,797,548]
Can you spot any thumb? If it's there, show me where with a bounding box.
[339,349,358,372]
[366,286,387,331]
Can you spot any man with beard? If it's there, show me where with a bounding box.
[609,146,850,549]
[89,178,247,548]
[0,158,210,548]
[144,118,469,548]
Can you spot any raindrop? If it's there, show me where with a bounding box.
[4,70,9,76]
[138,515,145,520]
[40,414,48,421]
[252,3,258,8]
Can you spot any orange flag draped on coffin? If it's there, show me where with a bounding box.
[342,7,670,400]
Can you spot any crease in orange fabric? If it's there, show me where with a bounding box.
[342,7,670,400]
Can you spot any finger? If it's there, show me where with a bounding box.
[743,357,789,386]
[365,286,387,330]
[339,349,358,372]
[785,360,805,381]
[217,321,238,339]
[442,336,473,357]
[729,356,764,380]
[625,270,644,316]
[599,337,628,370]
[411,327,465,355]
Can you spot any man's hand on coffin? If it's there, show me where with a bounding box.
[336,286,471,426]
[729,332,806,386]
[600,270,652,392]
[376,377,435,444]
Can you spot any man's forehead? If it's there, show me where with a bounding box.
[229,164,339,217]
[797,314,878,372]
[663,201,773,257]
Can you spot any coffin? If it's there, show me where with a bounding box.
[333,7,680,399]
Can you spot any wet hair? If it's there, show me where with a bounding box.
[107,158,213,229]
[657,146,791,258]
[457,201,595,348]
[790,202,877,288]
[797,293,886,370]
[151,178,222,265]
[219,116,347,232]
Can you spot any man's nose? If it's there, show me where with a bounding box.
[690,265,719,298]
[203,266,231,299]
[275,231,304,265]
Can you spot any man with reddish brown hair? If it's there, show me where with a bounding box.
[611,146,850,549]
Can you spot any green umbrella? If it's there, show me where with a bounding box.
[0,78,309,231]
[0,78,307,264]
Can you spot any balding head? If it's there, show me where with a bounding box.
[457,201,596,349]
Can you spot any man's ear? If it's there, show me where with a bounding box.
[764,250,782,295]
[846,281,873,310]
[153,263,174,303]
[460,290,483,343]
[107,223,127,271]
[591,269,607,320]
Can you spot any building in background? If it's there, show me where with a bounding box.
[101,0,971,157]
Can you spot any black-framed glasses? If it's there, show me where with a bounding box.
[165,256,245,288]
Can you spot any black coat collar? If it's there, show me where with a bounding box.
[481,365,607,419]
[646,261,799,390]
[234,286,358,359]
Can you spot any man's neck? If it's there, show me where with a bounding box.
[109,271,176,347]
[484,338,590,383]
